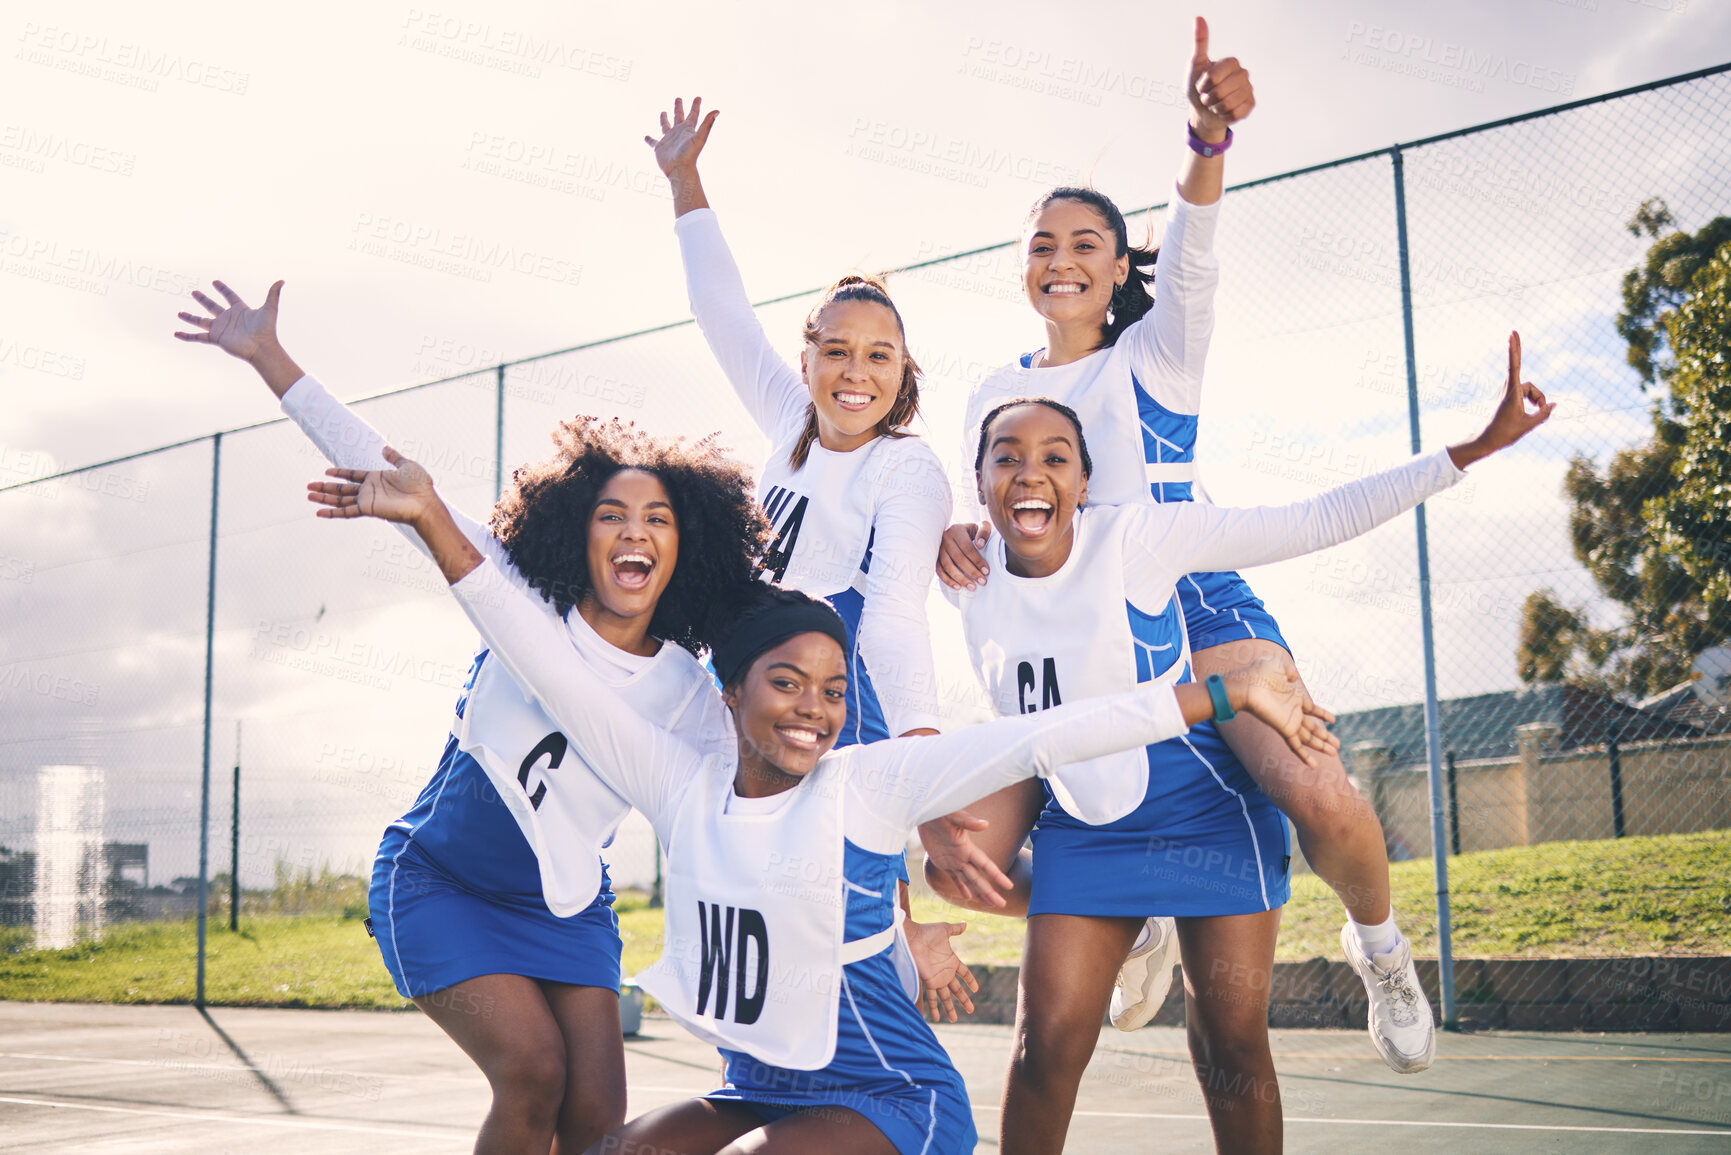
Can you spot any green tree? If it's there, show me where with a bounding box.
[1518,201,1731,699]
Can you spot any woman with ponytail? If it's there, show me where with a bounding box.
[925,15,1438,1150]
[648,97,983,1025]
[648,96,948,750]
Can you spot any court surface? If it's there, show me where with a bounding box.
[3,1001,1730,1152]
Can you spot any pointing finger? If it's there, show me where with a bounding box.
[1508,331,1522,385]
[1193,15,1210,65]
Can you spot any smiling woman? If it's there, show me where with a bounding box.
[648,95,951,750]
[300,454,1337,1155]
[170,278,766,1154]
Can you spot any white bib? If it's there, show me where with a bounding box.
[958,507,1191,825]
[635,759,853,1070]
[757,433,894,597]
[456,632,725,917]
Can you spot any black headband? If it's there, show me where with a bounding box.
[711,600,850,687]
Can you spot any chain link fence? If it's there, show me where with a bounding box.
[3,64,1728,1025]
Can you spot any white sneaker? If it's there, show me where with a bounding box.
[1109,916,1180,1031]
[1340,922,1435,1073]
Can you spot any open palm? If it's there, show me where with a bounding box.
[174,280,282,362]
[1235,655,1338,765]
[645,95,718,177]
[306,447,437,525]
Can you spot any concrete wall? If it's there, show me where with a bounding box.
[1355,734,1731,859]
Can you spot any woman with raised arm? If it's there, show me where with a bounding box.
[174,281,760,1154]
[647,96,952,750]
[923,14,1444,1072]
[648,98,998,1018]
[303,448,1339,1155]
[951,335,1550,1153]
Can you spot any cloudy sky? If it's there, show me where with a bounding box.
[3,0,1728,890]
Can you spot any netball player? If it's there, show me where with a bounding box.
[924,16,1444,1069]
[175,280,759,1153]
[649,99,997,1018]
[305,445,1338,1155]
[647,95,953,748]
[954,336,1551,1151]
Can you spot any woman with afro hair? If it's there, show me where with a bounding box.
[174,278,765,1154]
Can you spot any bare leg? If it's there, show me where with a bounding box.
[723,1106,898,1154]
[919,778,1044,917]
[1176,909,1285,1154]
[1000,913,1143,1154]
[582,1098,759,1155]
[543,981,627,1153]
[584,1100,897,1155]
[1194,638,1391,925]
[413,973,567,1155]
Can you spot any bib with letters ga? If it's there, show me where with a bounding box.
[635,756,891,1070]
[957,505,1192,825]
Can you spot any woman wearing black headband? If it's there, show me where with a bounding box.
[305,449,1340,1155]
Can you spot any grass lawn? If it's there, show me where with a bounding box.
[4,831,1727,1007]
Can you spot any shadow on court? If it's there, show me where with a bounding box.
[3,1001,1729,1152]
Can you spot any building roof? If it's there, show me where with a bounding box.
[1638,678,1731,736]
[1332,683,1705,772]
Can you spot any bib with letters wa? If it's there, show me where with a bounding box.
[959,506,1191,825]
[635,756,849,1070]
[455,640,715,917]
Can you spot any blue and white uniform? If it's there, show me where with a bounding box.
[961,188,1285,654]
[281,378,733,997]
[678,208,951,744]
[954,450,1465,916]
[450,555,1206,1155]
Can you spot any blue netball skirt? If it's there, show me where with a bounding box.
[704,951,976,1155]
[1029,721,1292,918]
[368,827,623,999]
[1178,569,1291,654]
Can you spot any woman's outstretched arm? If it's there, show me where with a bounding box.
[846,655,1337,849]
[1124,332,1555,583]
[307,453,704,819]
[174,279,535,596]
[649,96,810,441]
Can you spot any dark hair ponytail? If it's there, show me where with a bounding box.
[790,273,922,470]
[1026,186,1158,352]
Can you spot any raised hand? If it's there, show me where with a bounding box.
[645,95,719,178]
[1448,331,1557,468]
[1485,331,1555,449]
[1188,17,1255,135]
[306,446,437,525]
[174,279,283,363]
[1228,655,1338,767]
[903,915,979,1023]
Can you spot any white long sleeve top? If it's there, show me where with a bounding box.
[961,188,1222,515]
[448,556,1191,856]
[675,207,951,736]
[279,375,734,912]
[954,447,1466,823]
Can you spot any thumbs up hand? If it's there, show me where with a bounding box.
[1188,16,1255,139]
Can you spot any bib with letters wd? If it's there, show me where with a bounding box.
[958,506,1191,825]
[635,757,861,1071]
[455,636,721,918]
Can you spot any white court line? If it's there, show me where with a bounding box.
[0,1095,469,1141]
[0,1052,705,1095]
[970,1104,1731,1136]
